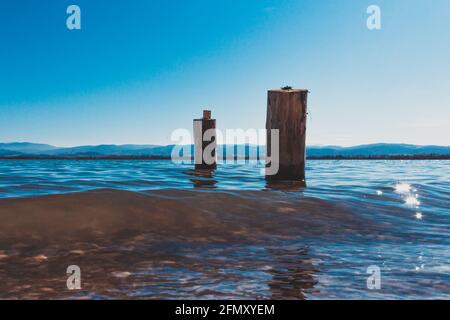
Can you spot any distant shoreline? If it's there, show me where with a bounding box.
[1,155,449,161]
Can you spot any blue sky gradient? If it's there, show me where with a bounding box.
[0,0,449,146]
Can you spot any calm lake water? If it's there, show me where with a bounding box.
[0,160,449,299]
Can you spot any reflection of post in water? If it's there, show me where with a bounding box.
[265,180,306,192]
[267,247,318,300]
[185,169,218,189]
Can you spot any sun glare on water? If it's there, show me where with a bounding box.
[394,183,422,208]
[394,183,412,194]
[405,195,421,207]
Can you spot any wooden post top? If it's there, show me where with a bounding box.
[195,110,214,121]
[269,88,309,93]
[203,110,212,120]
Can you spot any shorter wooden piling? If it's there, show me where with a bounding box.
[194,110,217,170]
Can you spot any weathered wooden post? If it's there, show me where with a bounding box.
[194,110,217,170]
[266,87,309,181]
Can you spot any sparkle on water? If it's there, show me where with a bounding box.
[405,194,421,207]
[394,182,412,194]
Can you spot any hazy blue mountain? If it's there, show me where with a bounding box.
[0,142,56,153]
[0,142,449,158]
[45,144,162,156]
[306,144,450,157]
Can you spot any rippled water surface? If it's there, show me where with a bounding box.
[0,160,449,299]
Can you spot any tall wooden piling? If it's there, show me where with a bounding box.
[194,110,217,170]
[266,88,309,181]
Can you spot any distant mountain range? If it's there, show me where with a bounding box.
[305,144,450,157]
[0,142,449,159]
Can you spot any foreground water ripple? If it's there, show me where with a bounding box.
[0,160,448,299]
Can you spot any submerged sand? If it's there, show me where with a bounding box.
[0,189,375,299]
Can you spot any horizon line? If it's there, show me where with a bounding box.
[1,141,450,149]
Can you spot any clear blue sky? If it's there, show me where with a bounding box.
[0,0,449,146]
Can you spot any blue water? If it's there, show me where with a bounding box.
[0,160,449,299]
[1,159,448,199]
